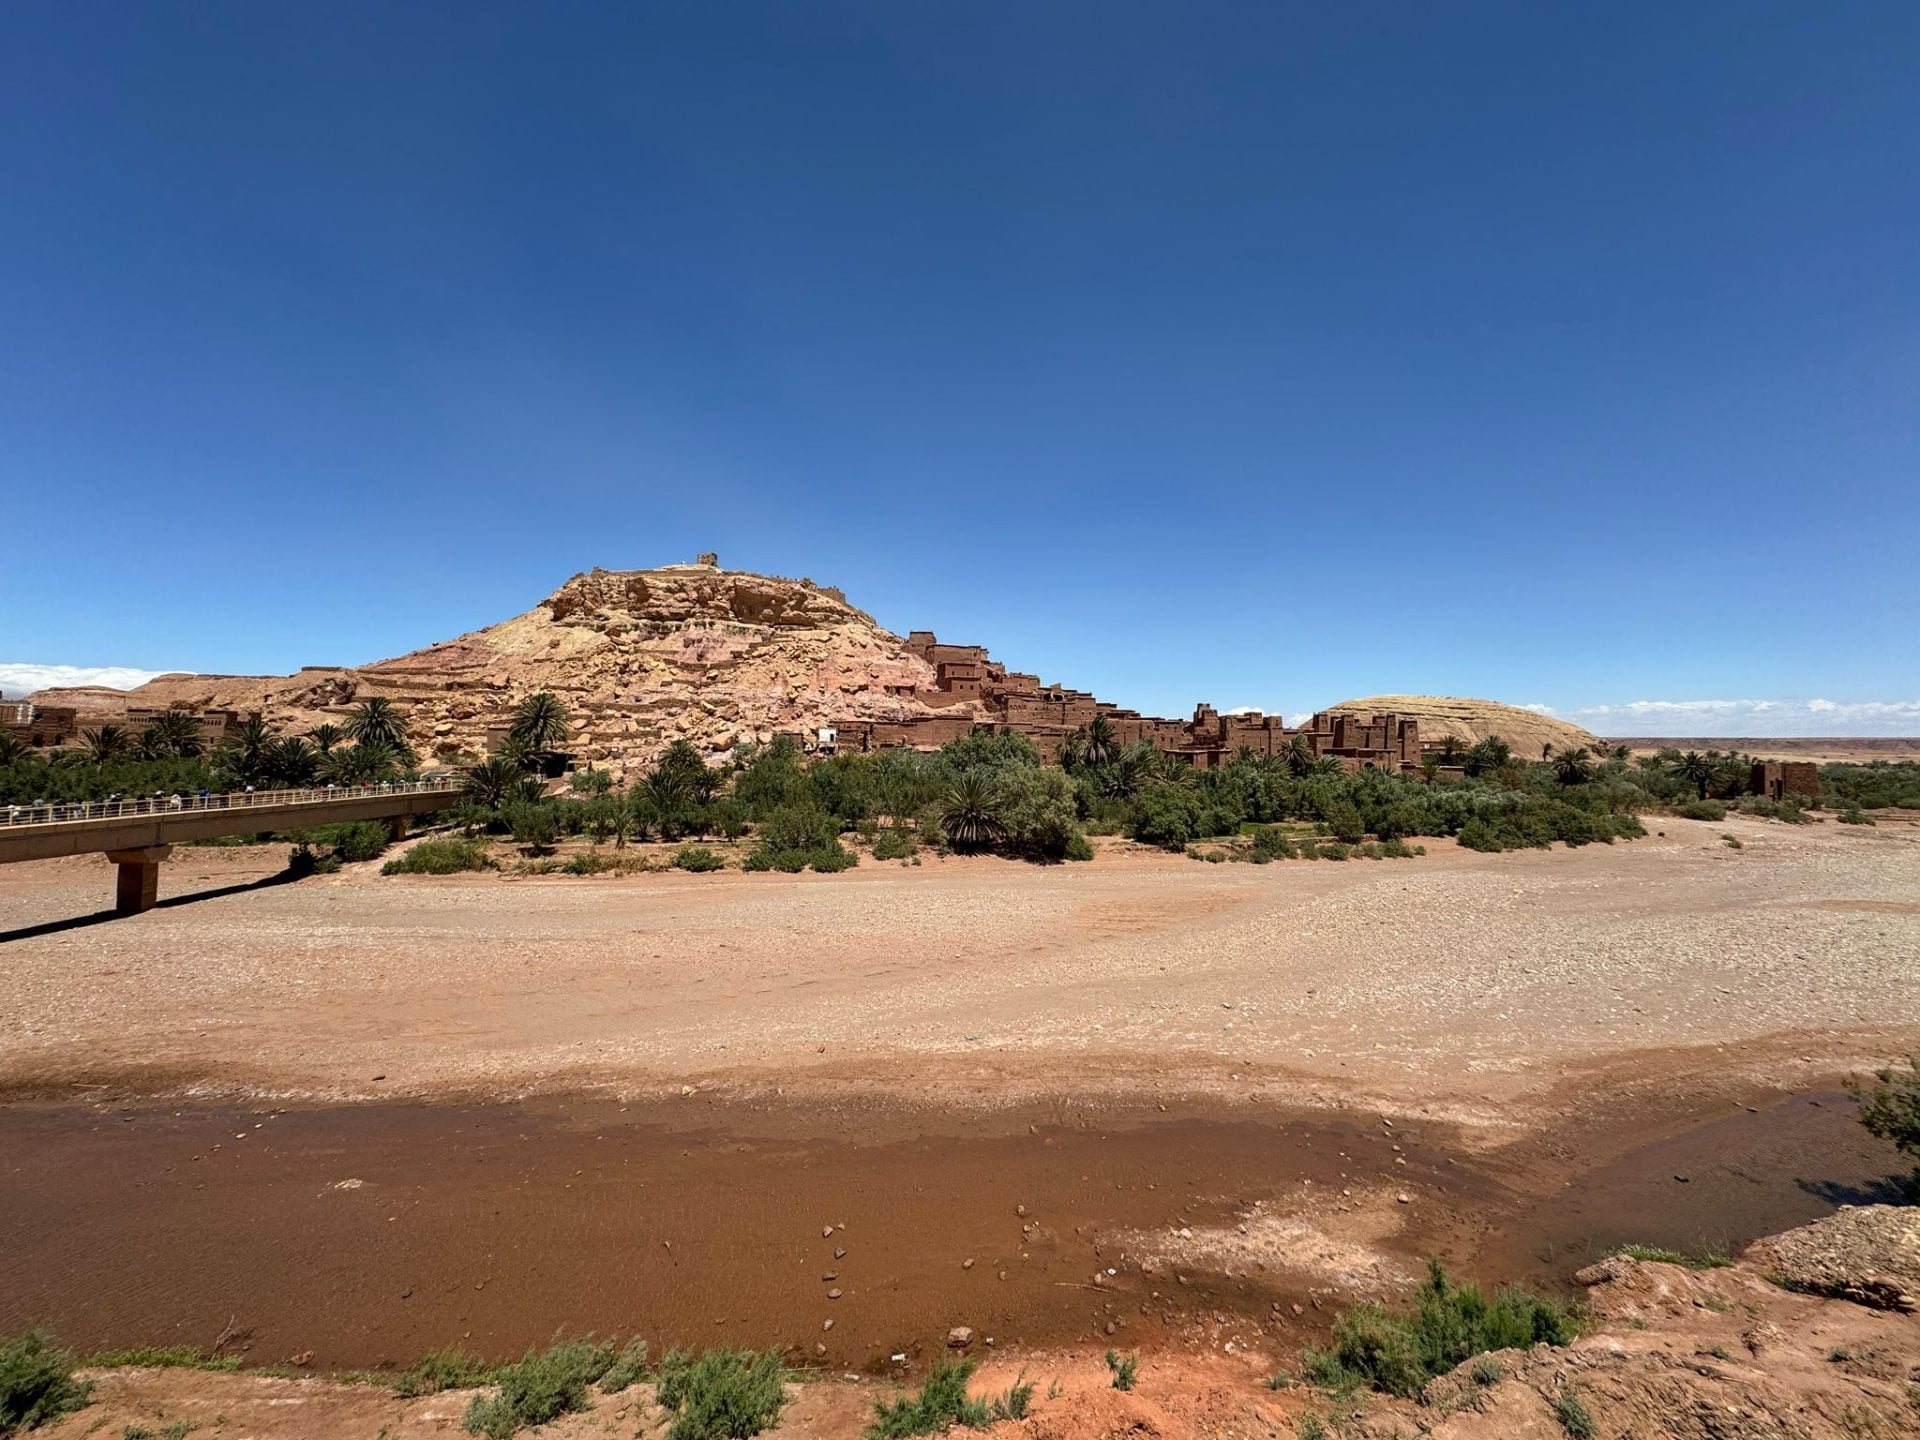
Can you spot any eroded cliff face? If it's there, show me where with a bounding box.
[36,564,947,773]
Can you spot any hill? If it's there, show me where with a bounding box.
[1330,694,1601,758]
[30,562,945,771]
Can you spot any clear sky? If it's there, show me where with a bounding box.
[3,3,1916,734]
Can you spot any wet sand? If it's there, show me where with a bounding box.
[0,1087,1900,1372]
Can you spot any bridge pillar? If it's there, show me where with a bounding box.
[386,815,407,843]
[107,846,172,915]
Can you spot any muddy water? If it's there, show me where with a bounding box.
[0,1089,1896,1372]
[1482,1090,1905,1283]
[0,1098,1474,1371]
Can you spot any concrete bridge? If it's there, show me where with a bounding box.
[0,778,464,913]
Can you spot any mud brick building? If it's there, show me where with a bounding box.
[1,703,80,750]
[1750,760,1819,800]
[838,633,1423,773]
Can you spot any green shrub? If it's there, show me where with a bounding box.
[1377,837,1414,859]
[1847,1057,1920,1170]
[388,1347,497,1397]
[1248,826,1296,861]
[656,1349,788,1440]
[756,802,841,853]
[503,800,561,852]
[1,1330,92,1436]
[673,845,726,873]
[997,767,1082,861]
[1104,1351,1137,1391]
[1322,801,1366,845]
[1302,1260,1575,1399]
[1128,786,1206,851]
[1616,1245,1731,1269]
[807,844,858,873]
[463,1336,614,1439]
[563,850,614,875]
[1838,807,1875,826]
[871,829,917,862]
[295,820,392,863]
[1063,832,1095,862]
[1298,1417,1326,1440]
[1673,800,1726,821]
[382,838,492,875]
[1319,842,1351,861]
[865,1358,1028,1440]
[598,1339,650,1394]
[1554,1391,1595,1439]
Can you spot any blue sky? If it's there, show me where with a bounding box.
[3,3,1916,734]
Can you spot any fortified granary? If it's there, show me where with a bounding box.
[818,632,1422,773]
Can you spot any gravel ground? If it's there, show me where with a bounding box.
[2,814,1915,1131]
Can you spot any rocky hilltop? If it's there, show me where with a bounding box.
[1330,694,1601,758]
[32,564,1603,774]
[36,562,948,772]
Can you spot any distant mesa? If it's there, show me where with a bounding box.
[1325,695,1601,758]
[19,561,1571,776]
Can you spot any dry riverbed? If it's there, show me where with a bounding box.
[1,810,1916,1430]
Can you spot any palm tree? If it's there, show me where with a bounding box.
[307,723,345,754]
[463,756,529,810]
[215,716,275,786]
[938,771,1007,851]
[1670,750,1714,801]
[1284,735,1316,777]
[0,733,28,767]
[655,738,717,801]
[1436,735,1465,766]
[1551,747,1595,785]
[1713,753,1753,800]
[1057,730,1086,771]
[640,765,696,838]
[264,736,320,786]
[1152,751,1196,787]
[1463,736,1512,777]
[321,740,400,785]
[1082,715,1118,768]
[1098,741,1155,799]
[1311,755,1346,779]
[345,697,413,758]
[82,724,131,761]
[139,710,203,759]
[507,692,571,760]
[1541,742,1555,761]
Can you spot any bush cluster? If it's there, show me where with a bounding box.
[0,1330,91,1436]
[1302,1260,1576,1398]
[866,1359,1031,1440]
[655,1347,788,1440]
[382,838,493,875]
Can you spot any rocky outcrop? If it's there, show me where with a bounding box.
[1747,1203,1919,1312]
[33,562,947,775]
[1329,694,1601,759]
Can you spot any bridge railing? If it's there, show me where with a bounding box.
[0,775,463,829]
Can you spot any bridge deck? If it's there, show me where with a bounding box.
[0,779,464,864]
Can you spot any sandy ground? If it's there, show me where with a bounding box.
[2,815,1917,1132]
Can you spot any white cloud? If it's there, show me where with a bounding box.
[0,662,176,699]
[1547,697,1920,737]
